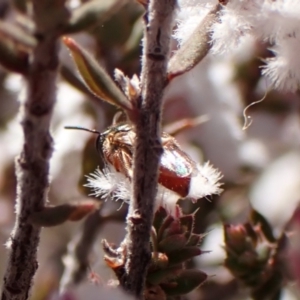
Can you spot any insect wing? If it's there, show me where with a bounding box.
[160,149,193,178]
[101,123,134,179]
[158,143,195,197]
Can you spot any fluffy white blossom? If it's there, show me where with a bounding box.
[86,162,222,216]
[85,168,131,203]
[189,162,223,201]
[175,0,217,45]
[85,167,181,214]
[174,0,300,92]
[262,36,300,92]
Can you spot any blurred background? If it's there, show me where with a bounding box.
[0,0,300,299]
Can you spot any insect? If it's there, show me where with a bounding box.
[65,123,221,201]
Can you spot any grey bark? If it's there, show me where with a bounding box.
[0,1,64,298]
[60,204,126,291]
[121,0,176,298]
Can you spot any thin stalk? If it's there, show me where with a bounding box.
[1,1,62,298]
[121,0,176,298]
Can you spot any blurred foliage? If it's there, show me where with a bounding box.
[103,206,208,299]
[0,0,299,300]
[224,210,288,300]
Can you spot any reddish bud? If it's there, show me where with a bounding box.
[224,224,256,254]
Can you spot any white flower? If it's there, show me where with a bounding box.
[175,0,300,92]
[174,0,217,45]
[252,1,300,41]
[86,161,222,216]
[188,162,223,201]
[262,37,300,92]
[211,6,252,55]
[85,167,131,203]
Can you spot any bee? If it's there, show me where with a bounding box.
[66,123,221,201]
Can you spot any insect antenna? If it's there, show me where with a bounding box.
[64,126,104,157]
[64,126,101,135]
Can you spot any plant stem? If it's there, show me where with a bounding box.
[60,203,127,291]
[121,0,176,297]
[60,210,103,291]
[1,2,62,299]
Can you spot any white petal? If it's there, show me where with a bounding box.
[262,37,300,92]
[188,162,223,200]
[85,168,131,203]
[155,186,180,216]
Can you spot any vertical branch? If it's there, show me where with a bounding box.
[60,210,102,291]
[60,205,126,291]
[1,1,67,299]
[122,0,176,297]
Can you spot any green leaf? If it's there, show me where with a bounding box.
[186,233,202,247]
[0,38,28,74]
[250,209,276,242]
[167,247,202,265]
[158,234,187,253]
[180,214,194,241]
[121,15,143,63]
[0,20,37,49]
[157,215,174,243]
[161,270,207,296]
[60,63,94,96]
[12,0,27,13]
[34,0,70,31]
[63,37,131,111]
[251,271,283,300]
[244,222,259,246]
[30,205,74,227]
[153,206,168,234]
[147,266,182,285]
[179,214,193,233]
[162,220,182,238]
[29,202,98,227]
[64,0,125,33]
[150,252,169,270]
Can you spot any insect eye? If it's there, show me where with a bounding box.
[96,135,104,156]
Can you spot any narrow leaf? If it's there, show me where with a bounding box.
[12,0,27,13]
[60,63,94,96]
[186,233,202,247]
[147,266,182,285]
[68,201,99,221]
[64,0,125,33]
[250,209,276,242]
[153,206,168,234]
[63,37,131,111]
[167,247,202,265]
[158,234,187,253]
[167,4,222,81]
[161,270,207,295]
[0,38,28,74]
[157,215,174,242]
[0,20,37,49]
[29,202,98,227]
[150,252,168,270]
[30,205,75,227]
[179,214,194,235]
[122,15,143,62]
[162,220,182,238]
